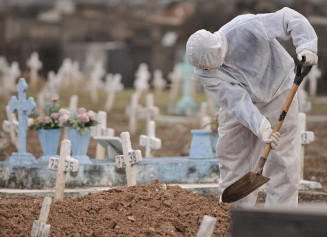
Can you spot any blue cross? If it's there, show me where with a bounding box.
[8,78,36,153]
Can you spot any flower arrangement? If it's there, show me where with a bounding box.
[63,107,98,134]
[29,97,62,130]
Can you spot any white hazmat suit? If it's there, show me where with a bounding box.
[186,7,318,206]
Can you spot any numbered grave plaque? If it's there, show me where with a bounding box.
[115,150,142,168]
[48,156,79,172]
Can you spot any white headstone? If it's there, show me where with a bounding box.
[152,69,166,93]
[134,63,150,96]
[105,73,124,111]
[139,120,161,158]
[49,139,79,201]
[115,132,142,186]
[26,52,43,88]
[31,197,52,237]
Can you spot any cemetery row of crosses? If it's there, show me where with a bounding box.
[0,50,323,236]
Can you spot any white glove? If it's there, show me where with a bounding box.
[297,49,318,66]
[258,117,281,150]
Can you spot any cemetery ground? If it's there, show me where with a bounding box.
[0,78,327,236]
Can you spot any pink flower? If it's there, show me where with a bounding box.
[44,116,51,124]
[77,107,86,114]
[51,96,59,103]
[59,108,70,116]
[36,116,44,123]
[59,114,70,125]
[87,110,97,121]
[51,113,59,120]
[77,113,89,123]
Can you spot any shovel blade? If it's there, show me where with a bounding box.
[221,172,270,203]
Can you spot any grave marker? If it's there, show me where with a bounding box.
[306,65,322,98]
[31,197,52,237]
[134,63,150,97]
[69,95,79,112]
[3,61,21,93]
[49,139,79,201]
[144,93,159,130]
[139,121,161,158]
[89,60,105,103]
[94,111,108,159]
[152,69,166,94]
[115,132,142,186]
[6,78,37,164]
[105,73,124,111]
[26,52,42,88]
[199,102,211,130]
[2,105,18,149]
[196,215,217,237]
[126,93,141,135]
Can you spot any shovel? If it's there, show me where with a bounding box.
[221,57,312,203]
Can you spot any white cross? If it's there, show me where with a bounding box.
[48,139,79,201]
[134,63,150,96]
[105,73,124,111]
[0,56,8,73]
[47,71,60,95]
[4,62,21,92]
[144,93,159,130]
[89,60,106,103]
[115,132,143,186]
[168,64,182,102]
[139,120,161,158]
[125,93,142,135]
[31,197,52,237]
[298,113,315,180]
[69,95,79,112]
[2,105,18,149]
[307,65,322,98]
[8,78,36,153]
[26,52,43,88]
[152,69,166,93]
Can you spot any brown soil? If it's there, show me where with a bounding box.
[0,181,231,237]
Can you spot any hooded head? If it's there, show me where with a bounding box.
[186,29,228,70]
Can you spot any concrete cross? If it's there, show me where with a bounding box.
[48,139,79,201]
[47,71,60,95]
[152,69,166,94]
[105,73,124,111]
[26,52,43,88]
[307,65,322,98]
[90,60,105,103]
[91,111,111,159]
[8,78,36,153]
[4,61,21,92]
[144,93,159,131]
[69,94,79,112]
[31,197,52,237]
[139,120,161,158]
[126,93,142,135]
[168,64,182,102]
[115,132,142,186]
[2,105,18,149]
[134,63,150,97]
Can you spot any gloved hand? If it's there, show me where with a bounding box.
[297,49,318,66]
[258,117,281,150]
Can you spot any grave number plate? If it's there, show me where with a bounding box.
[48,157,79,172]
[115,150,142,168]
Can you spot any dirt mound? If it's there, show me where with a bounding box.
[0,181,231,236]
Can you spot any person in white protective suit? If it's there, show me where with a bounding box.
[186,7,318,206]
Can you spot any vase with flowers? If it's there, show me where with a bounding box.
[29,97,62,164]
[61,107,98,164]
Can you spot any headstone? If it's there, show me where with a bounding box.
[94,111,108,159]
[89,60,105,103]
[298,112,321,190]
[26,52,43,88]
[139,120,161,158]
[115,132,143,186]
[126,93,141,135]
[168,64,182,102]
[69,95,79,112]
[6,78,37,165]
[196,215,217,237]
[3,61,21,93]
[49,139,79,202]
[306,65,322,98]
[144,93,159,130]
[105,73,124,111]
[175,56,198,116]
[2,105,18,149]
[31,197,52,237]
[134,63,151,97]
[152,69,166,94]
